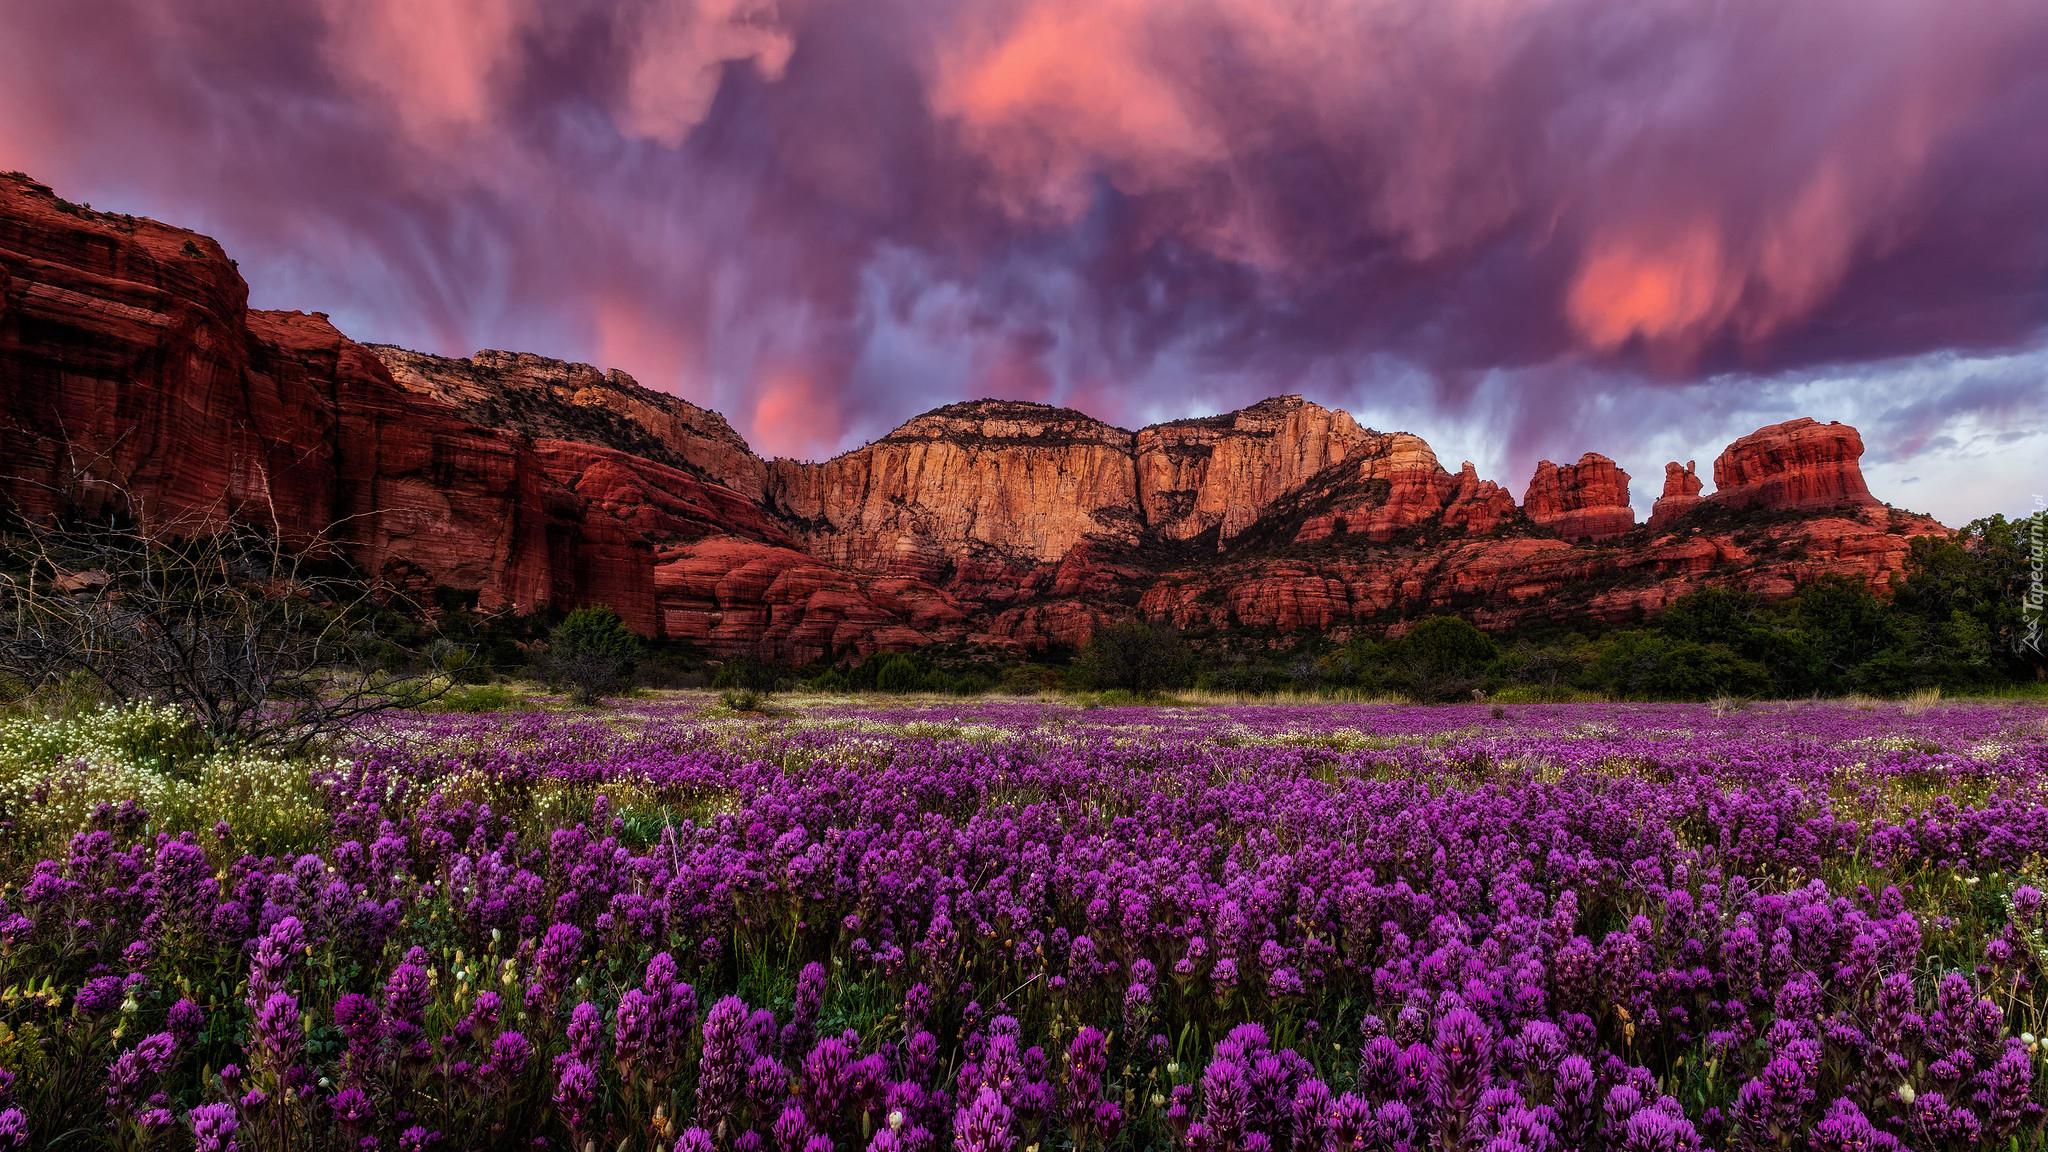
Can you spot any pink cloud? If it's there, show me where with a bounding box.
[0,0,2041,493]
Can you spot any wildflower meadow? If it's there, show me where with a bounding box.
[2,695,2047,1151]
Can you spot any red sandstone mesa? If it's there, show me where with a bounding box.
[1523,453,1635,541]
[0,173,1951,659]
[1710,418,1880,512]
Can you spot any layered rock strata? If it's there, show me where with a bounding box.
[1524,453,1635,541]
[0,173,1955,660]
[1711,418,1879,512]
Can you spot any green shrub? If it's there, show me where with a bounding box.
[1585,632,1770,699]
[949,673,993,696]
[541,605,641,704]
[432,683,523,713]
[710,657,781,692]
[874,654,925,693]
[998,665,1061,695]
[1384,616,1496,702]
[1077,622,1195,694]
[719,687,770,713]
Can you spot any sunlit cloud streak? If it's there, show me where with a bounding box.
[2,0,2044,522]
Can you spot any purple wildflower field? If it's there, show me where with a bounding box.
[5,697,2048,1151]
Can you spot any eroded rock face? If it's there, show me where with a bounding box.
[766,400,1143,576]
[374,346,768,500]
[1291,433,1463,543]
[1524,453,1635,541]
[652,536,968,663]
[1143,505,1949,634]
[0,175,332,532]
[243,309,575,619]
[0,174,952,654]
[0,171,1959,661]
[1134,396,1374,544]
[1649,461,1705,531]
[1710,418,1878,512]
[1443,462,1518,535]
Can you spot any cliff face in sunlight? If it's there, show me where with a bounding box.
[1,173,1948,661]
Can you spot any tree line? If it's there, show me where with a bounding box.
[3,507,2040,732]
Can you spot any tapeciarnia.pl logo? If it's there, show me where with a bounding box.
[2027,495,2044,656]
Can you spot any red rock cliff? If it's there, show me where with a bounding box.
[1710,417,1879,512]
[0,173,1958,660]
[0,173,952,659]
[765,400,1143,578]
[374,346,768,501]
[1523,453,1635,541]
[1134,396,1373,544]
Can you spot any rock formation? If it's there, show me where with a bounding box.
[1442,463,1517,534]
[764,400,1144,579]
[0,173,952,659]
[0,172,1956,660]
[1648,461,1705,530]
[1523,453,1635,541]
[374,346,769,500]
[1710,418,1879,512]
[1133,396,1373,544]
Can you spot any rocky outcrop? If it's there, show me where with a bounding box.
[0,172,1960,662]
[1524,453,1634,541]
[0,173,942,653]
[1289,435,1470,544]
[1648,460,1705,531]
[1141,504,1947,635]
[242,309,580,618]
[373,346,768,501]
[765,400,1143,577]
[1710,418,1878,512]
[1134,396,1373,544]
[651,536,970,663]
[0,175,331,532]
[1442,462,1517,534]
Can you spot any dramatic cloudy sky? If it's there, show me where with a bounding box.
[4,0,2045,523]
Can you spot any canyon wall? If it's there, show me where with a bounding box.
[0,173,1951,661]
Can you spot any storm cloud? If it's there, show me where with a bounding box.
[3,0,2044,519]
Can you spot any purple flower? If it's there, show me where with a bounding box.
[106,1032,179,1116]
[383,962,433,1021]
[803,1035,857,1116]
[1617,1102,1701,1152]
[698,995,752,1126]
[1812,1098,1903,1152]
[1428,1008,1493,1142]
[953,1086,1015,1152]
[528,922,584,1010]
[75,975,124,1015]
[187,1102,239,1152]
[166,998,206,1043]
[490,1031,532,1079]
[773,1103,815,1152]
[331,1087,375,1126]
[251,991,303,1072]
[615,987,658,1073]
[567,1000,604,1064]
[554,1059,598,1136]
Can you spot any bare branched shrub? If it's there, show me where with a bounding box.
[0,494,457,753]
